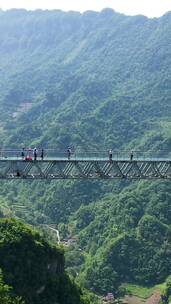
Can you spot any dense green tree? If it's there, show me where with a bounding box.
[0,269,24,304]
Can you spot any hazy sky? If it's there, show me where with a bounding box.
[0,0,171,17]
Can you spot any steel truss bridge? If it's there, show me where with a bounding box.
[0,150,170,179]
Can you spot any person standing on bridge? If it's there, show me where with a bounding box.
[67,147,71,160]
[33,147,37,161]
[109,149,113,162]
[130,151,134,161]
[21,148,25,160]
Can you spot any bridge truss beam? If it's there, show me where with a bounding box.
[0,159,170,179]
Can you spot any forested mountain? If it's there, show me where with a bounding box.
[0,8,170,150]
[0,8,171,301]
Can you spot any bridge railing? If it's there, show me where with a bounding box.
[73,151,170,160]
[0,149,170,160]
[0,149,136,160]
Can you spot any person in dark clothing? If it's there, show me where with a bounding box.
[109,149,113,162]
[67,147,71,160]
[21,148,25,160]
[33,147,37,161]
[41,148,44,160]
[130,151,134,161]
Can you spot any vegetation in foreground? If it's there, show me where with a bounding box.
[0,217,97,304]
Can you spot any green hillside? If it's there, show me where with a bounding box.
[74,181,171,293]
[0,8,171,299]
[0,9,170,150]
[0,217,95,304]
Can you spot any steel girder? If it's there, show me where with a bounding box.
[0,159,170,179]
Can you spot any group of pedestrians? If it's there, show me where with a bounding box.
[21,147,134,161]
[21,148,44,161]
[21,146,72,161]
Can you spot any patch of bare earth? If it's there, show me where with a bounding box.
[122,291,161,304]
[145,291,161,304]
